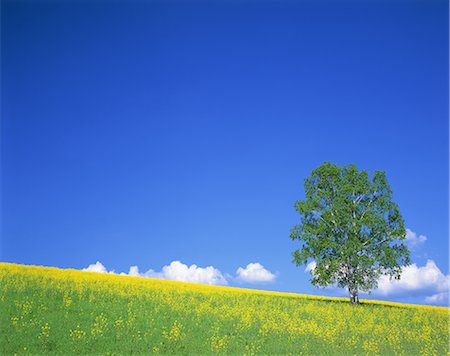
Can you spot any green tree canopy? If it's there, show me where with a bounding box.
[290,162,411,303]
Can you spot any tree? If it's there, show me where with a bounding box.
[290,162,410,304]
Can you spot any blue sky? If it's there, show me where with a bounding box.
[1,0,448,305]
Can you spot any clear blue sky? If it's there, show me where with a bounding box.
[2,0,448,305]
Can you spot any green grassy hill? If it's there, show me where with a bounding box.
[1,262,448,355]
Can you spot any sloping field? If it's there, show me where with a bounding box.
[1,262,448,355]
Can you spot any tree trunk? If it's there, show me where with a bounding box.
[349,289,359,304]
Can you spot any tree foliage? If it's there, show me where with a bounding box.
[290,162,410,303]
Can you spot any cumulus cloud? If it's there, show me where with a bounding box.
[425,292,449,305]
[83,261,111,274]
[128,265,140,277]
[305,261,317,273]
[405,228,427,248]
[374,260,450,305]
[150,261,228,285]
[236,263,276,283]
[83,260,228,286]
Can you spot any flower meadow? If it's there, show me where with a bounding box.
[1,262,448,355]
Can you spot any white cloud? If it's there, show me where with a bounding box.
[374,260,450,305]
[153,261,228,285]
[128,265,140,277]
[405,228,427,248]
[305,261,317,273]
[83,261,111,274]
[425,292,449,304]
[236,263,276,283]
[83,260,228,286]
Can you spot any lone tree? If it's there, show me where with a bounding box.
[290,162,410,304]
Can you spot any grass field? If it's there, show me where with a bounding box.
[1,262,448,355]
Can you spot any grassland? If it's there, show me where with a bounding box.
[1,262,448,355]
